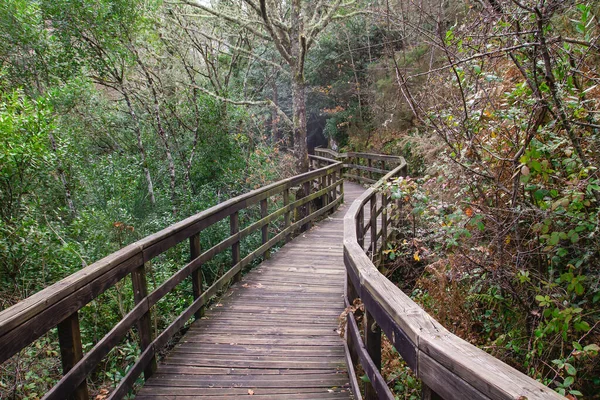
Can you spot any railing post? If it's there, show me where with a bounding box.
[331,170,338,203]
[345,277,359,367]
[357,207,364,249]
[370,195,377,258]
[190,233,204,319]
[364,307,381,400]
[338,166,344,201]
[321,173,328,210]
[261,198,270,259]
[57,312,89,400]
[284,188,291,243]
[381,193,388,261]
[231,211,241,282]
[302,181,311,231]
[131,263,157,380]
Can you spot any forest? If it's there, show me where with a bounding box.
[0,0,599,398]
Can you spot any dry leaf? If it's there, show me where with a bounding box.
[248,389,255,395]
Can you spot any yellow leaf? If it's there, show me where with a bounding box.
[413,252,420,262]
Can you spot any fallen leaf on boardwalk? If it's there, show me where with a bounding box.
[215,303,223,307]
[248,389,255,395]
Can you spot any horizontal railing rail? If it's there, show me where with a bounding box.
[342,160,564,399]
[314,147,404,185]
[0,159,344,400]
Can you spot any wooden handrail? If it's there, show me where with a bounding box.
[343,160,565,399]
[314,148,404,185]
[0,159,344,400]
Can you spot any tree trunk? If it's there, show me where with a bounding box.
[271,80,280,145]
[48,133,76,216]
[291,75,309,173]
[122,90,156,205]
[133,52,178,214]
[290,0,308,174]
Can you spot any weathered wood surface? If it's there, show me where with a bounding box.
[134,182,367,400]
[344,163,565,400]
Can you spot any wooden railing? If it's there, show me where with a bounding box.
[0,157,343,400]
[315,147,404,185]
[343,162,565,399]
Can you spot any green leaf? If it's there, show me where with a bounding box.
[564,363,576,376]
[583,344,600,352]
[563,376,574,387]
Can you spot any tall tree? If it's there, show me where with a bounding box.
[183,0,361,172]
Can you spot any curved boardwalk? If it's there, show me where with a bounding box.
[135,182,366,400]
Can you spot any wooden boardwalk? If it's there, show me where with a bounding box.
[135,182,367,400]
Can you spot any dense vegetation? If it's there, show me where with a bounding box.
[0,0,598,398]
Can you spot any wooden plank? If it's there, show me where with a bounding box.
[131,264,157,379]
[261,198,270,260]
[418,351,488,400]
[3,161,353,400]
[346,164,388,175]
[43,300,148,400]
[0,251,140,365]
[363,309,381,400]
[347,311,393,400]
[190,234,203,320]
[343,173,376,184]
[348,152,405,163]
[230,211,241,282]
[0,245,142,338]
[56,312,89,400]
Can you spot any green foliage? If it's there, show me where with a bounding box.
[377,1,600,396]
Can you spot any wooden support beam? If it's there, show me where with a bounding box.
[131,263,157,380]
[301,181,311,232]
[190,234,204,319]
[381,194,388,262]
[370,195,377,258]
[357,208,364,249]
[231,211,241,282]
[57,312,89,400]
[364,308,382,400]
[283,188,291,243]
[260,198,270,260]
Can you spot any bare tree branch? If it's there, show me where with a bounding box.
[189,83,293,127]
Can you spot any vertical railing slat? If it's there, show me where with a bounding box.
[261,198,270,260]
[57,312,89,400]
[381,193,388,260]
[370,195,377,258]
[190,233,203,319]
[131,263,157,380]
[284,188,291,243]
[231,211,241,282]
[357,207,364,249]
[364,308,382,400]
